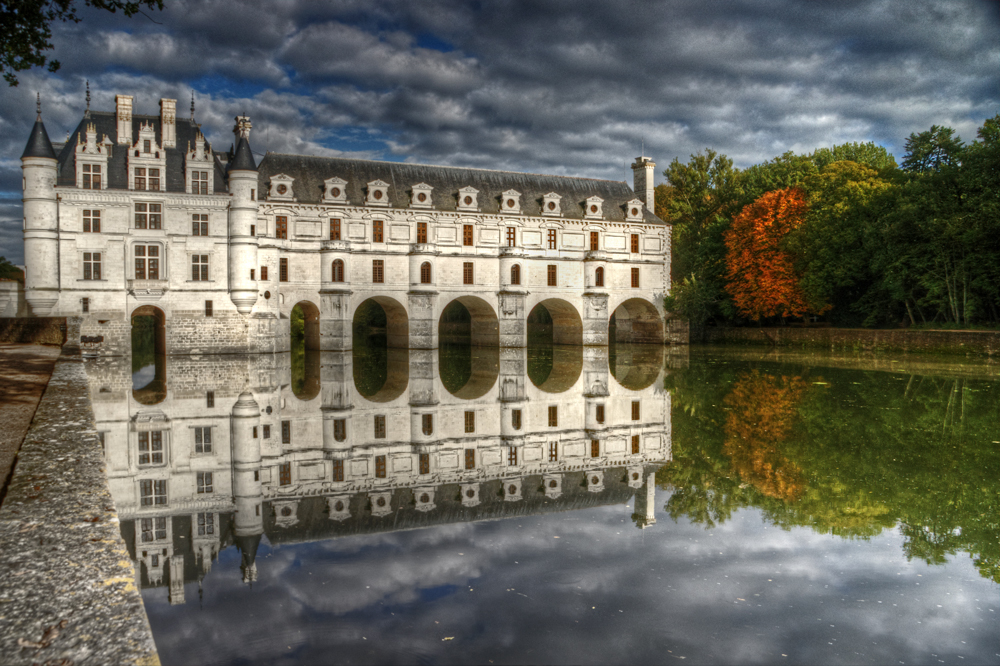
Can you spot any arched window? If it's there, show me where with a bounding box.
[332,259,344,282]
[595,266,604,287]
[510,264,521,285]
[420,261,432,284]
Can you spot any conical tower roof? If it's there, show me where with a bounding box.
[230,136,257,172]
[22,117,56,159]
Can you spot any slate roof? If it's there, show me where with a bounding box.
[54,111,228,194]
[22,117,57,159]
[259,153,665,224]
[230,136,257,172]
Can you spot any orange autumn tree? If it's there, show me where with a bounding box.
[724,187,820,321]
[723,370,806,502]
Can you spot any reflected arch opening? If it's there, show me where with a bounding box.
[290,301,321,401]
[131,305,166,405]
[439,297,499,399]
[352,297,409,402]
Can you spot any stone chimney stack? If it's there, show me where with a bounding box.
[631,156,656,212]
[115,94,133,145]
[234,115,252,144]
[159,98,176,148]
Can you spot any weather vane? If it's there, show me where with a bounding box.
[86,80,91,111]
[191,91,195,120]
[36,92,41,117]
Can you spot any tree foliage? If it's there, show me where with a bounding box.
[0,256,24,282]
[1,0,164,86]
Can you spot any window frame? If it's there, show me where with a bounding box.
[194,426,213,454]
[547,229,557,249]
[133,244,161,280]
[276,216,288,240]
[463,261,474,285]
[330,218,341,241]
[332,259,345,283]
[372,259,384,283]
[372,219,384,243]
[134,202,162,230]
[82,251,102,280]
[462,224,473,246]
[190,254,209,281]
[631,267,640,288]
[547,264,557,287]
[83,209,101,233]
[192,213,208,236]
[548,405,558,427]
[280,258,289,282]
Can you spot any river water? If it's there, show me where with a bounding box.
[89,344,999,665]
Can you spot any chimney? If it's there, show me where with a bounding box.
[116,94,133,145]
[631,156,656,212]
[160,98,176,148]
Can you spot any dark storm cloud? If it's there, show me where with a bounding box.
[1,0,997,261]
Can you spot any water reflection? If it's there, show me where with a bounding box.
[131,313,166,405]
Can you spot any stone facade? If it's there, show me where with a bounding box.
[20,93,679,356]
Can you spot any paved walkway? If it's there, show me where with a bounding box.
[0,343,60,504]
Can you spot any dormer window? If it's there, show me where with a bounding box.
[323,177,348,205]
[410,183,434,209]
[501,189,521,214]
[185,131,213,195]
[457,186,479,211]
[584,195,604,220]
[75,123,110,190]
[128,123,165,191]
[366,180,390,206]
[268,174,295,201]
[625,198,644,222]
[144,139,151,153]
[541,192,562,216]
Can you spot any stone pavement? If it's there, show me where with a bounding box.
[0,343,60,503]
[0,349,160,665]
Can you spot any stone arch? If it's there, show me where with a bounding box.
[291,300,321,351]
[131,305,166,405]
[353,296,409,349]
[438,296,500,399]
[352,297,409,402]
[609,298,663,344]
[528,298,583,346]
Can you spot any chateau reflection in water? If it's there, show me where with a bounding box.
[86,344,674,604]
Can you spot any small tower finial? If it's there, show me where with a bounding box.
[36,92,41,118]
[85,80,91,111]
[190,91,195,120]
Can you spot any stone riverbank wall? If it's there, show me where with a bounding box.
[700,326,1000,357]
[0,317,69,346]
[0,350,159,665]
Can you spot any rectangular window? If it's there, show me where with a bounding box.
[464,411,476,433]
[591,440,600,458]
[137,431,164,465]
[149,168,160,191]
[375,455,387,478]
[194,427,212,454]
[83,252,101,280]
[205,300,213,317]
[549,441,558,462]
[632,400,641,420]
[548,405,558,427]
[192,170,208,195]
[251,189,255,201]
[417,222,428,244]
[83,209,101,233]
[631,234,639,253]
[374,415,386,439]
[280,258,288,282]
[373,219,384,243]
[206,391,214,408]
[332,459,344,482]
[596,404,605,423]
[192,214,208,236]
[134,245,160,280]
[251,268,255,281]
[144,139,151,153]
[508,446,518,466]
[261,266,268,281]
[463,262,474,285]
[263,424,271,439]
[511,409,522,430]
[281,420,291,443]
[506,227,516,247]
[197,513,214,536]
[632,435,640,454]
[251,224,255,236]
[134,167,146,191]
[419,453,430,475]
[276,216,288,239]
[134,203,161,229]
[333,419,345,441]
[252,426,258,438]
[547,264,557,287]
[81,297,89,313]
[330,218,341,240]
[631,267,640,288]
[139,479,167,506]
[82,164,102,189]
[372,259,384,283]
[197,471,214,494]
[590,231,599,251]
[191,255,209,281]
[463,225,473,246]
[547,229,557,249]
[465,448,475,470]
[279,462,291,486]
[422,414,433,436]
[141,516,167,542]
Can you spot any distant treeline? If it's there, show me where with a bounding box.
[659,115,1000,329]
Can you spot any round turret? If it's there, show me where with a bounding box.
[21,108,60,316]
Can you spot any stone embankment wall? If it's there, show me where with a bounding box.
[700,326,999,357]
[0,317,67,346]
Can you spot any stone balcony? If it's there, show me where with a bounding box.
[320,240,351,252]
[127,279,169,302]
[408,243,440,255]
[584,250,609,261]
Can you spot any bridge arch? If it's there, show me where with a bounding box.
[438,296,499,399]
[352,296,410,402]
[609,297,663,345]
[131,305,166,405]
[527,298,583,346]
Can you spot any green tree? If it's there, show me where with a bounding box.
[1,0,164,86]
[0,256,24,282]
[811,142,898,173]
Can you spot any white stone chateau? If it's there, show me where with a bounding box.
[20,94,678,354]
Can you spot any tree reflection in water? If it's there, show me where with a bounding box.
[662,354,1000,583]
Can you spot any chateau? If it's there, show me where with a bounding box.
[20,94,677,354]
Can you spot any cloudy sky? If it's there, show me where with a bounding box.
[1,0,998,263]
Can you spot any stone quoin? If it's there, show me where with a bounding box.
[20,93,677,355]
